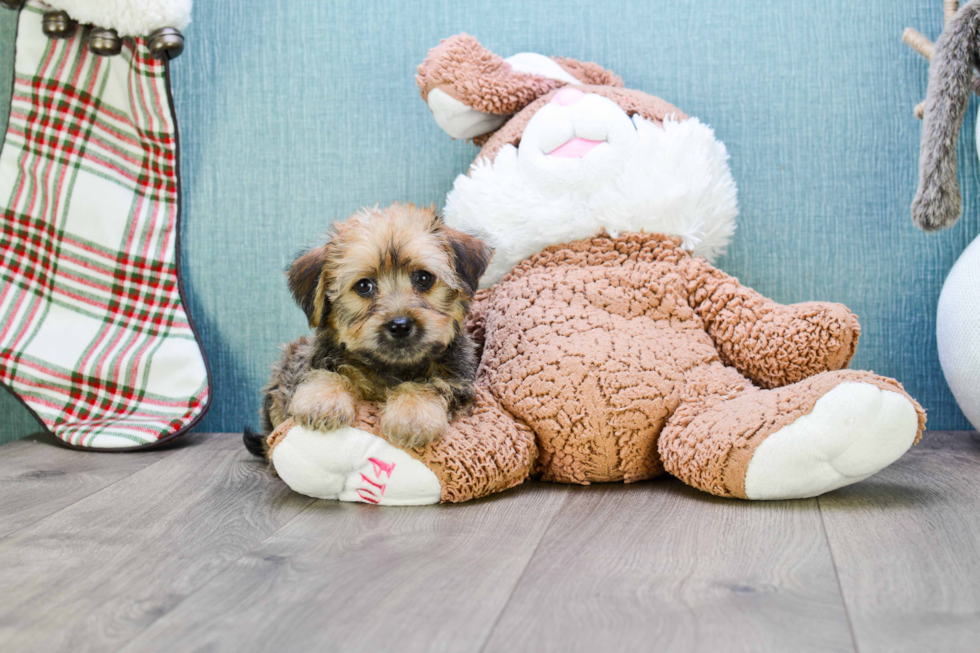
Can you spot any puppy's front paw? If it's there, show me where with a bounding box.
[288,372,356,432]
[381,386,449,449]
[292,399,356,431]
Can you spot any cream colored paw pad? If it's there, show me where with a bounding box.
[744,382,919,500]
[426,89,507,140]
[271,425,442,505]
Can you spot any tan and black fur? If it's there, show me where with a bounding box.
[245,203,492,457]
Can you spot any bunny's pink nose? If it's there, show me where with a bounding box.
[550,87,585,106]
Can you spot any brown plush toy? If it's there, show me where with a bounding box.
[264,35,926,505]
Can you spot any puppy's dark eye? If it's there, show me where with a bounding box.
[353,278,375,297]
[412,270,435,291]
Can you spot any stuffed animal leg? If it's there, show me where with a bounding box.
[264,383,537,505]
[661,256,926,498]
[660,366,925,500]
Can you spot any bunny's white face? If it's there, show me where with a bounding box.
[443,91,740,288]
[516,88,642,196]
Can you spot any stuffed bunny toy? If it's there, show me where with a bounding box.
[262,35,925,505]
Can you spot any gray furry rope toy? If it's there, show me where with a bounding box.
[906,0,980,231]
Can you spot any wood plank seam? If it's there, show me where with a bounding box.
[0,443,320,653]
[99,487,322,653]
[817,500,861,653]
[815,432,980,652]
[478,487,571,653]
[0,446,180,542]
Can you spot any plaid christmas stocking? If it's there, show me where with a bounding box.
[0,1,209,449]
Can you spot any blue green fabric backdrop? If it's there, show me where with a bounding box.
[0,0,977,443]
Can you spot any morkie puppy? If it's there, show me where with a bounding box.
[248,203,493,454]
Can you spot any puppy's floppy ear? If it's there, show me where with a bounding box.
[441,226,493,294]
[287,244,331,328]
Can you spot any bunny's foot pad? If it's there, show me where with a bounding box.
[270,423,442,506]
[744,382,920,500]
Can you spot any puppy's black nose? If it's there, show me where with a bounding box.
[385,317,415,339]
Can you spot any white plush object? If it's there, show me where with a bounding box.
[934,117,980,433]
[744,383,919,500]
[40,0,191,36]
[504,52,583,85]
[271,424,442,505]
[936,233,980,431]
[445,93,738,287]
[426,89,507,141]
[930,113,980,434]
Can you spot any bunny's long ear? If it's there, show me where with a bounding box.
[416,34,620,142]
[912,1,980,231]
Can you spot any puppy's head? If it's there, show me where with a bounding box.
[288,203,493,367]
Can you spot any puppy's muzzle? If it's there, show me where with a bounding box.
[385,316,415,340]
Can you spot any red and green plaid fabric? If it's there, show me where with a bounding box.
[0,3,210,449]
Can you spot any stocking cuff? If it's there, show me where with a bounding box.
[40,0,192,36]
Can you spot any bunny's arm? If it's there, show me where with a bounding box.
[683,258,859,389]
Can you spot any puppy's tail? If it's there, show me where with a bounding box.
[243,426,268,458]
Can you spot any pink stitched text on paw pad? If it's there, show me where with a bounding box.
[360,473,386,494]
[356,488,380,504]
[369,458,395,479]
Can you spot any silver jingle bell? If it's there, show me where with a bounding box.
[147,27,184,60]
[0,0,25,10]
[42,11,77,39]
[88,27,123,56]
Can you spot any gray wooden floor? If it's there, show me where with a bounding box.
[0,431,978,653]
